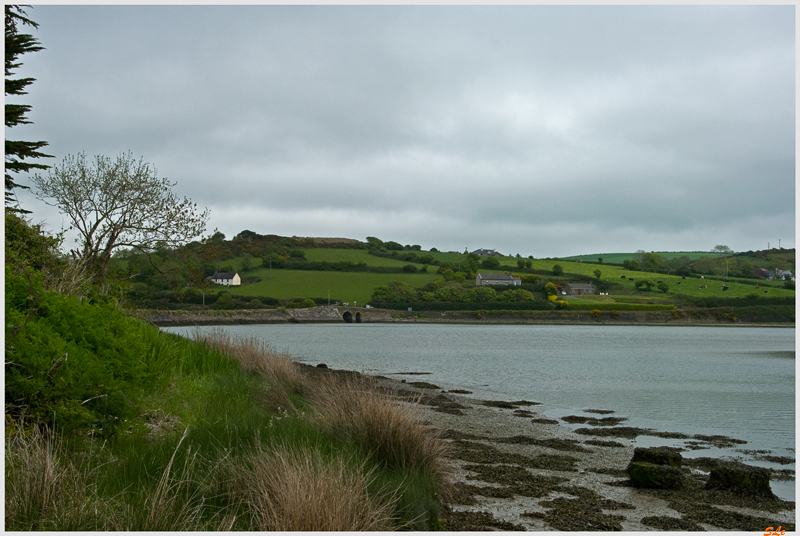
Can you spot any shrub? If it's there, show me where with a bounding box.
[5,268,152,434]
[552,264,563,276]
[590,309,602,319]
[214,292,235,310]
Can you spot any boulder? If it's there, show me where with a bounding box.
[631,446,683,468]
[705,461,775,497]
[627,461,685,490]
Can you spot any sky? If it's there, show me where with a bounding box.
[9,4,796,258]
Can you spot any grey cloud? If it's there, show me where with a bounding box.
[12,5,794,257]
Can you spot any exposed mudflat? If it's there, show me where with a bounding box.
[379,377,795,532]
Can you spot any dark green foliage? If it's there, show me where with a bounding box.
[6,267,150,435]
[552,264,563,275]
[481,256,500,269]
[370,281,420,303]
[5,212,65,275]
[215,292,235,309]
[5,5,52,209]
[499,288,536,302]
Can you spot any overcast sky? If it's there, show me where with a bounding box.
[11,4,795,258]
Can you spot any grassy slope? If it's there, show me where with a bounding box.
[226,268,438,305]
[212,248,794,304]
[558,251,714,263]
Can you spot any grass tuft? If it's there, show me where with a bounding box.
[227,442,397,531]
[310,374,452,489]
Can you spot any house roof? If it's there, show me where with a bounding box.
[477,273,520,280]
[207,272,238,279]
[564,282,595,290]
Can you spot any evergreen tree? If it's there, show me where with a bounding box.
[5,5,52,211]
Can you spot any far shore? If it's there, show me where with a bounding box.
[139,305,794,328]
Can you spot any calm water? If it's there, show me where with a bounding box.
[164,323,795,499]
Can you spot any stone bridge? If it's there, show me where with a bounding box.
[341,307,364,323]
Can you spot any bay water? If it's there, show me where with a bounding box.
[164,323,795,500]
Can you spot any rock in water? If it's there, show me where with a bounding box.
[631,446,683,467]
[705,461,775,497]
[627,447,685,490]
[627,462,685,490]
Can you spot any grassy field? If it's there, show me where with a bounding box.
[558,251,722,263]
[225,268,438,305]
[210,248,794,304]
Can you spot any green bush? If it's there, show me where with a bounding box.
[5,267,151,435]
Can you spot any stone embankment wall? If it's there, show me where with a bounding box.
[141,306,395,326]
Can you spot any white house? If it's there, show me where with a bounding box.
[206,272,241,286]
[476,273,522,286]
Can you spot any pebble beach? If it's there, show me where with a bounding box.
[378,375,796,531]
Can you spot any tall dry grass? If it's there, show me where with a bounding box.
[5,426,236,531]
[193,328,307,397]
[310,374,452,490]
[5,427,112,530]
[227,442,397,531]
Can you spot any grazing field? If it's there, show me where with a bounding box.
[558,251,719,263]
[224,268,437,305]
[211,248,793,304]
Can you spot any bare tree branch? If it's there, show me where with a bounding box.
[32,152,209,283]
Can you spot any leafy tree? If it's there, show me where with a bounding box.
[517,259,526,269]
[481,256,500,269]
[215,292,235,310]
[713,245,732,255]
[552,264,563,276]
[5,5,52,210]
[597,257,603,264]
[642,252,667,273]
[500,288,535,302]
[365,236,384,249]
[544,282,559,295]
[525,260,532,269]
[370,280,419,302]
[32,152,209,284]
[261,253,286,268]
[473,286,497,302]
[634,279,655,291]
[593,269,602,280]
[657,282,669,293]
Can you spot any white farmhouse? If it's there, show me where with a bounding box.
[206,272,241,286]
[475,273,522,286]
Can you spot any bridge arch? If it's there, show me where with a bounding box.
[342,310,362,323]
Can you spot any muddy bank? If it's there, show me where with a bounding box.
[315,367,796,531]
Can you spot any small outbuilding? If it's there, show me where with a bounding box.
[476,273,522,286]
[563,282,595,295]
[206,272,241,286]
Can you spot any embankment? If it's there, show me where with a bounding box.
[140,306,793,327]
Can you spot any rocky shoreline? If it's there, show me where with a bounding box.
[367,373,796,531]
